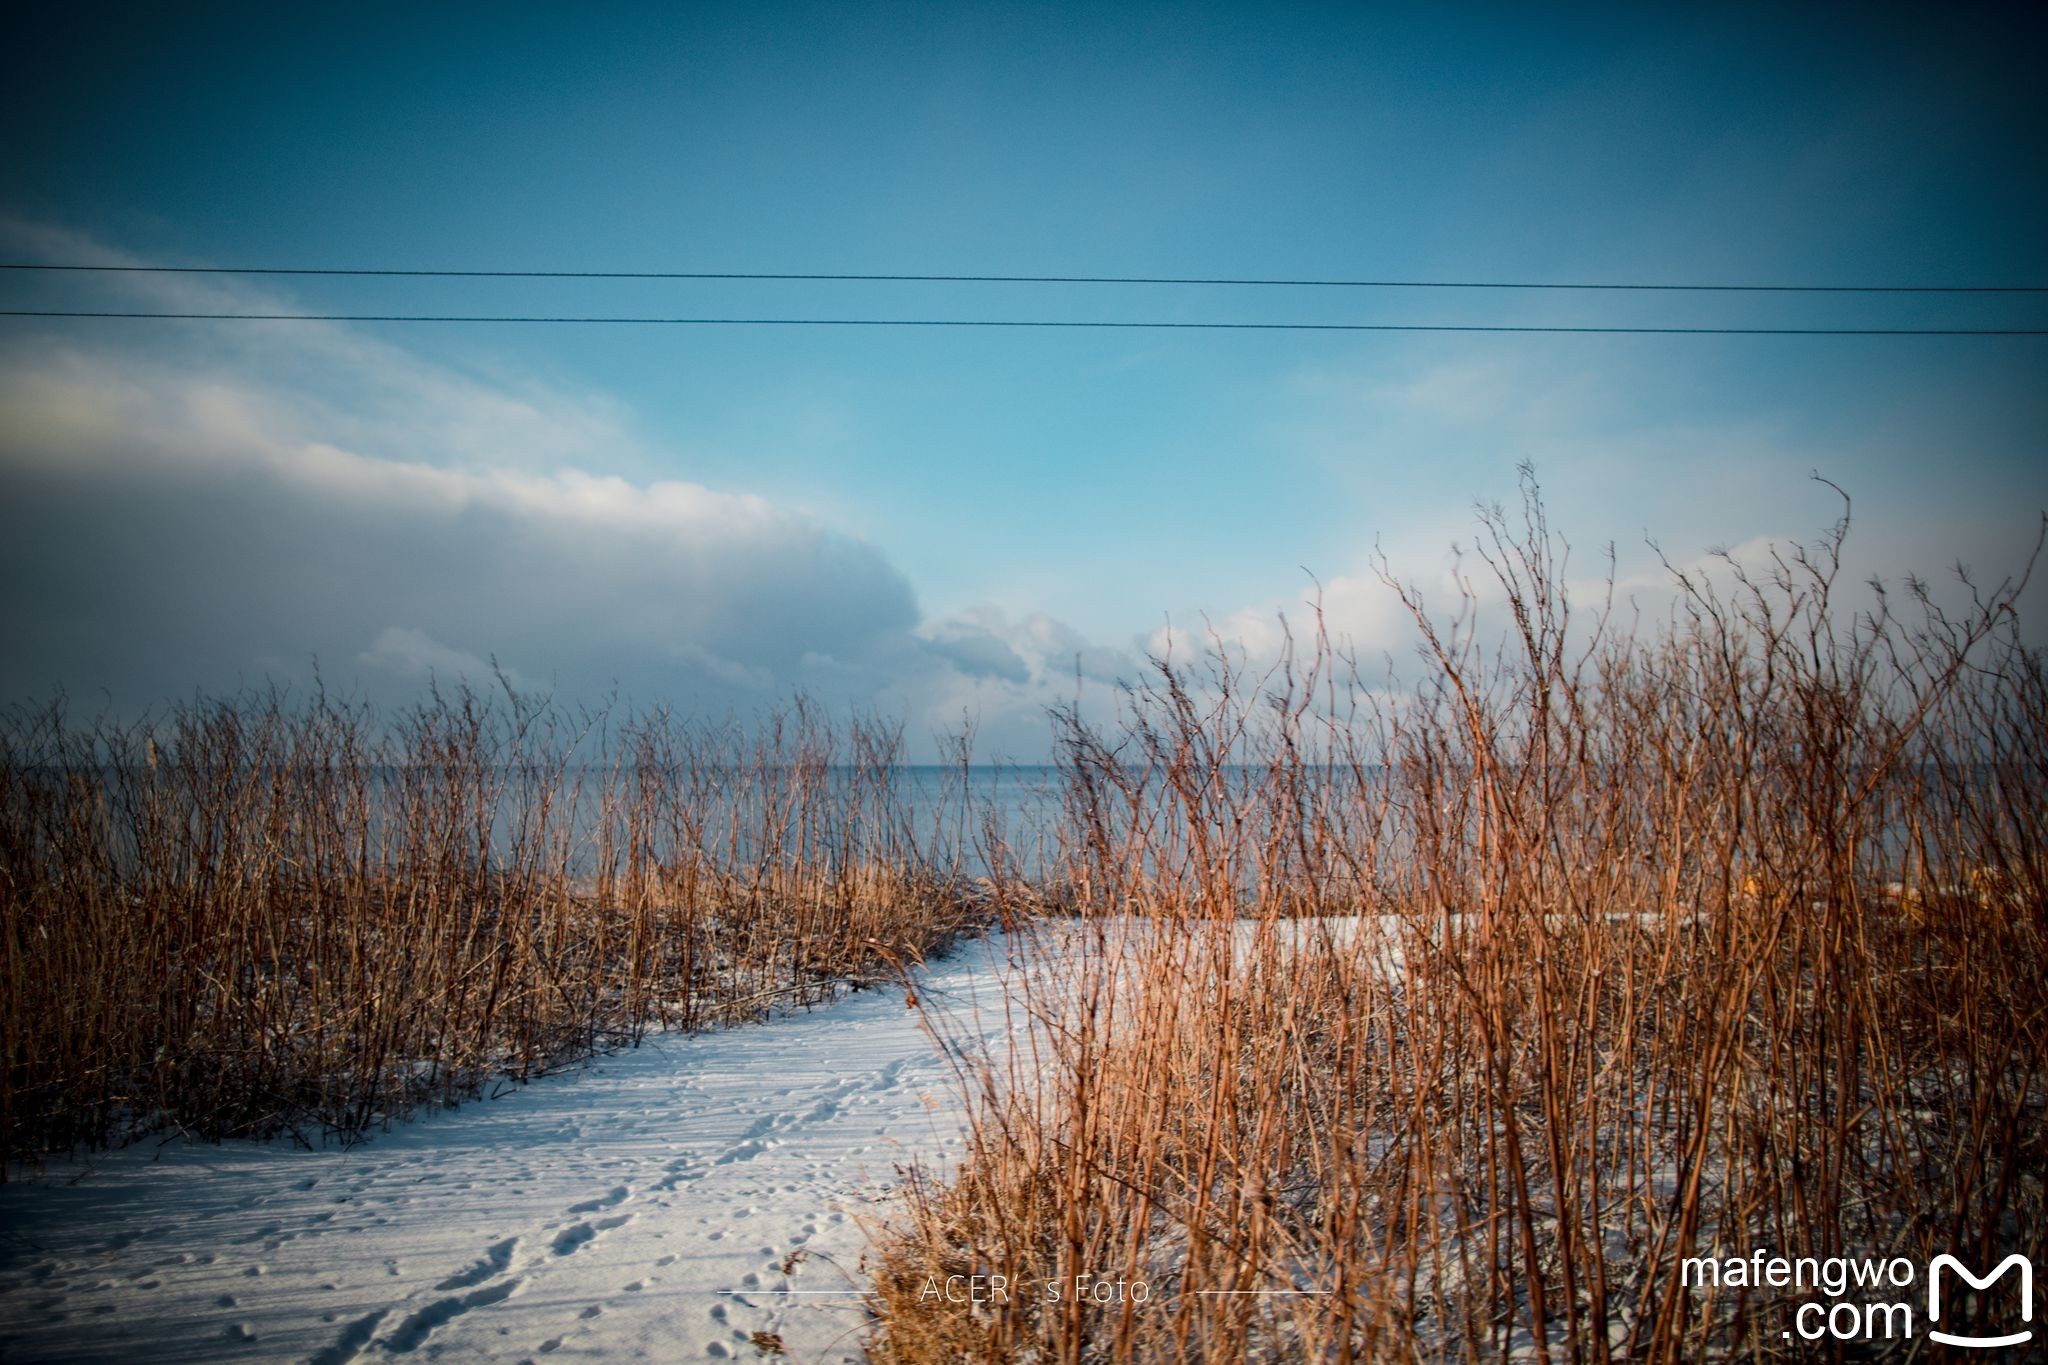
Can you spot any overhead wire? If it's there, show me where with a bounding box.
[1,310,2041,335]
[1,262,2042,293]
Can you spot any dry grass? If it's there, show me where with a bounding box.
[869,479,2046,1362]
[0,689,983,1166]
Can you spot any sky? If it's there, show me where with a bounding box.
[2,1,2044,756]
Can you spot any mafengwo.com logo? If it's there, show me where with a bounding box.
[1682,1249,2033,1348]
[1929,1255,2034,1350]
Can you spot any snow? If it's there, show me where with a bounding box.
[0,932,1035,1363]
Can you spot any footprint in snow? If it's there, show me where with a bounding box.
[435,1237,518,1291]
[565,1186,629,1214]
[551,1224,597,1256]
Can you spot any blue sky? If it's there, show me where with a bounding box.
[2,2,2043,753]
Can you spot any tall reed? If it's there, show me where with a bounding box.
[870,480,2045,1361]
[0,689,980,1167]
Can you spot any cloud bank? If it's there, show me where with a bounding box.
[0,226,1158,756]
[0,342,922,713]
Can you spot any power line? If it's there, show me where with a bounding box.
[1,310,2042,335]
[2,262,2043,294]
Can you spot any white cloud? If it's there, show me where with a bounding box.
[0,217,647,478]
[919,623,1032,684]
[0,224,1157,757]
[917,606,1143,687]
[0,301,921,719]
[360,627,518,688]
[1248,339,2048,673]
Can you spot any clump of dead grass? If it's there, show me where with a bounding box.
[0,689,983,1166]
[870,477,2046,1362]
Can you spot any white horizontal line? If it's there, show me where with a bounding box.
[716,1289,869,1296]
[1193,1289,1331,1296]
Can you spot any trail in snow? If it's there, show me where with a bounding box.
[0,932,1035,1364]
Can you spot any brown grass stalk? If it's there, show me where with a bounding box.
[1,688,983,1167]
[869,476,2046,1362]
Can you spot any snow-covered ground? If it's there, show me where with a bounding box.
[0,932,1034,1364]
